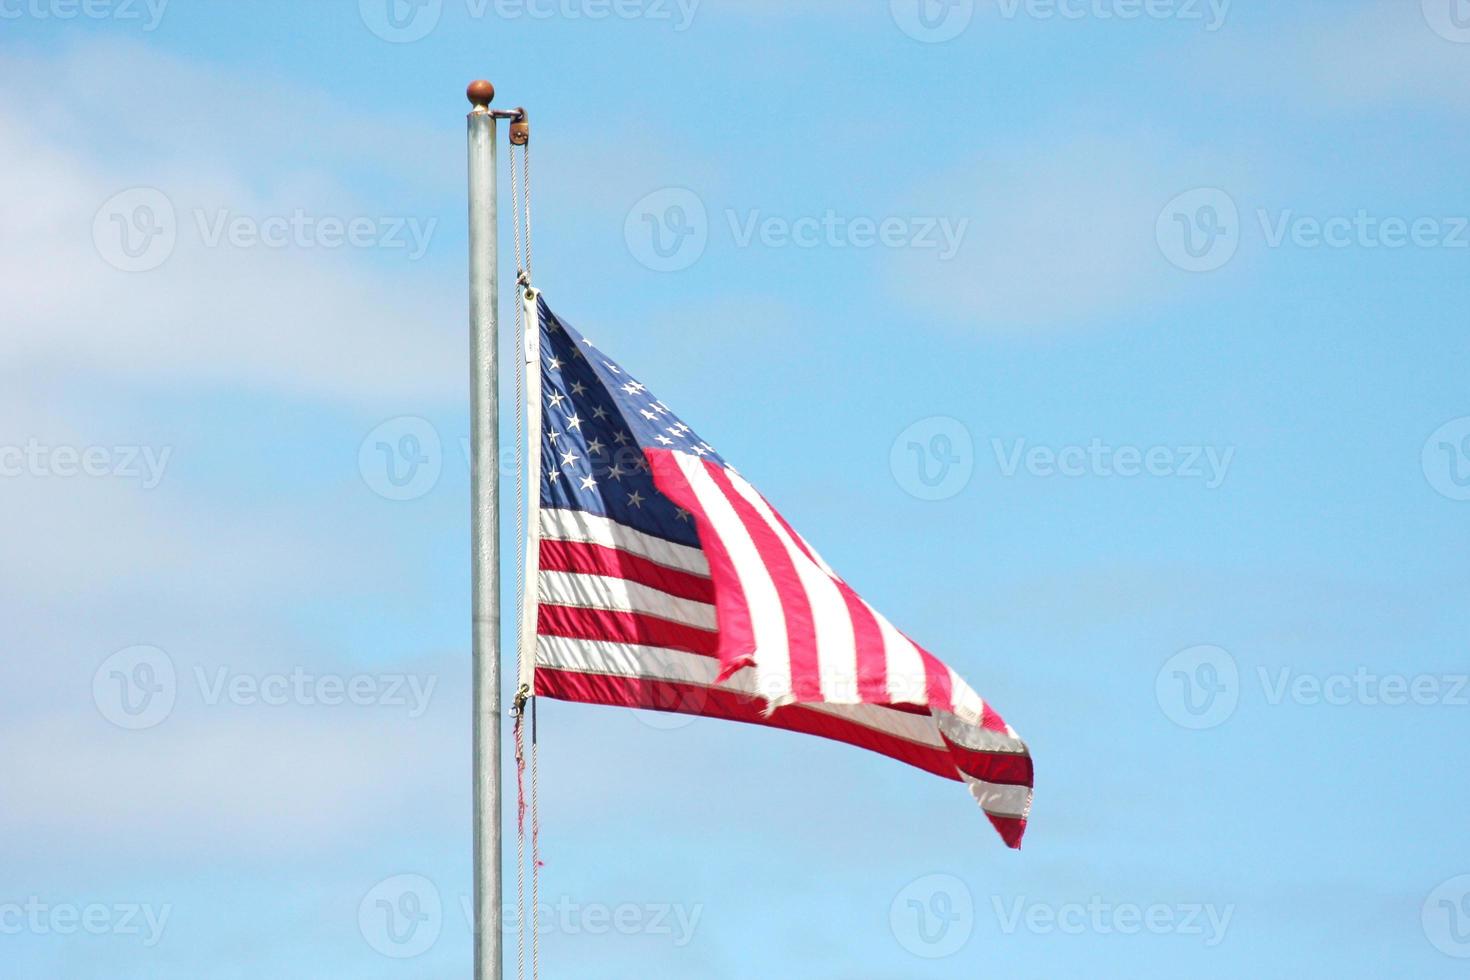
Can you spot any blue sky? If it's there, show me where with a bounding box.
[3,0,1469,976]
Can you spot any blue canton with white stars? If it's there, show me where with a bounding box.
[538,297,726,549]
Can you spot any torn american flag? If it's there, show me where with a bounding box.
[528,295,1034,848]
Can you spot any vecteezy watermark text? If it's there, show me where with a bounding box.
[358,0,698,43]
[92,188,438,273]
[0,0,167,29]
[992,438,1235,488]
[0,440,171,489]
[1158,188,1470,273]
[93,646,438,730]
[623,188,971,272]
[993,0,1228,30]
[992,896,1234,946]
[0,898,171,947]
[358,873,702,958]
[1157,644,1470,729]
[726,210,969,260]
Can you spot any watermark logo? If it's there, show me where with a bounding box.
[1157,188,1239,273]
[359,0,442,41]
[93,645,177,731]
[625,188,708,273]
[1158,648,1466,727]
[360,416,443,501]
[631,682,710,731]
[360,874,442,958]
[1423,0,1470,43]
[890,873,973,958]
[96,647,437,730]
[1156,645,1238,729]
[93,187,177,273]
[890,417,974,501]
[890,0,974,42]
[1422,417,1470,501]
[0,0,168,30]
[1424,876,1470,957]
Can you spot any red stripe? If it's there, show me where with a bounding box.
[702,462,823,702]
[535,667,958,781]
[537,604,718,657]
[539,538,714,604]
[987,814,1027,850]
[759,500,890,704]
[534,668,1028,849]
[645,449,757,679]
[916,645,955,715]
[944,740,1035,787]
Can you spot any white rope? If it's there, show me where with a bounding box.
[509,124,540,980]
[520,128,542,980]
[509,129,527,980]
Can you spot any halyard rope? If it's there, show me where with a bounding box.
[509,123,540,980]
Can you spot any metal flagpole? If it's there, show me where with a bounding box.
[466,77,502,980]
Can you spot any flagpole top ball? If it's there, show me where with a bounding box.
[466,80,495,107]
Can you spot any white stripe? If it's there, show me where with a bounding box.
[672,453,792,702]
[536,635,944,749]
[946,669,988,730]
[723,469,859,703]
[539,507,709,576]
[537,570,716,630]
[962,774,1032,820]
[867,600,927,705]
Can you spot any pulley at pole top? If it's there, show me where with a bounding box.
[467,79,530,144]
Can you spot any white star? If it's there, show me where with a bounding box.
[626,490,645,508]
[635,457,651,473]
[655,434,674,446]
[547,356,562,370]
[675,507,691,522]
[579,475,597,491]
[640,409,658,421]
[547,391,566,409]
[603,361,621,374]
[592,406,609,421]
[565,413,583,431]
[560,449,580,468]
[674,422,691,434]
[570,381,587,396]
[581,337,596,348]
[547,470,560,482]
[586,438,605,455]
[653,401,670,415]
[547,429,562,444]
[608,463,625,482]
[699,442,715,454]
[613,431,630,446]
[691,444,708,456]
[622,381,645,395]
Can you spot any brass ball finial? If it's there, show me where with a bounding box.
[466,80,495,107]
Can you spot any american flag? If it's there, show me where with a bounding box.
[529,296,1034,848]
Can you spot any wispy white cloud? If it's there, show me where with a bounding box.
[0,41,463,406]
[888,126,1256,328]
